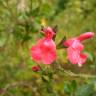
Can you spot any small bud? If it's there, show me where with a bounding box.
[32,66,40,72]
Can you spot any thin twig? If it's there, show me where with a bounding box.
[55,61,96,78]
[63,69,96,78]
[1,81,32,96]
[58,66,96,78]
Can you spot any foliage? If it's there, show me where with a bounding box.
[0,0,96,96]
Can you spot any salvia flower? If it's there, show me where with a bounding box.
[31,27,56,64]
[64,32,94,67]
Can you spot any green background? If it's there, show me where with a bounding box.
[0,0,96,96]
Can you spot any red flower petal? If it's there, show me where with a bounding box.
[30,38,56,64]
[42,47,56,64]
[71,40,84,51]
[77,32,94,41]
[40,39,56,64]
[31,45,42,62]
[67,47,80,64]
[64,38,76,47]
[78,54,87,67]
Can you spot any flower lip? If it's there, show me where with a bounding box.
[30,38,56,65]
[67,44,87,66]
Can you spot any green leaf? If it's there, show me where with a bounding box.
[0,36,6,47]
[71,80,77,91]
[84,52,93,61]
[64,83,72,95]
[42,75,50,83]
[28,59,35,65]
[76,84,94,96]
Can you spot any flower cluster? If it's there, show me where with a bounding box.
[30,26,94,68]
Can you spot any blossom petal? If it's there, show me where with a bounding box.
[64,38,76,47]
[71,40,84,51]
[42,51,56,64]
[77,32,94,41]
[78,54,87,67]
[30,38,56,64]
[67,47,80,64]
[31,45,42,62]
[41,39,56,64]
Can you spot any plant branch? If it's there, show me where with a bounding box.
[1,80,32,96]
[58,66,96,78]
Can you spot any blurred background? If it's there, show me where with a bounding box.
[0,0,96,96]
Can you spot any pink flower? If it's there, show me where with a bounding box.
[30,27,56,64]
[32,66,40,72]
[64,32,94,67]
[66,40,87,67]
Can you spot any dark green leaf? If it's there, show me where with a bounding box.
[76,84,94,96]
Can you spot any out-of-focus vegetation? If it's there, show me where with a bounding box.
[0,0,96,96]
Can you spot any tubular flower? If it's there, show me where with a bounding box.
[64,32,94,67]
[30,27,56,64]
